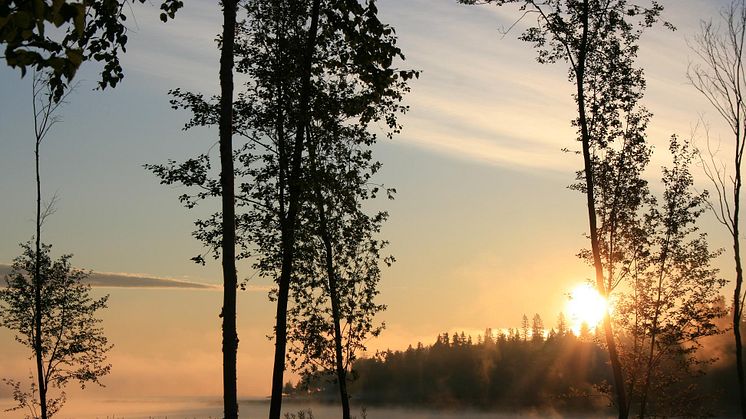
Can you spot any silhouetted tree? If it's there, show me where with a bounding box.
[532,314,544,343]
[240,2,412,417]
[144,1,242,416]
[147,2,414,418]
[689,2,746,416]
[27,73,68,419]
[614,137,726,417]
[548,328,557,340]
[2,70,112,419]
[520,314,529,342]
[1,244,111,419]
[217,1,239,417]
[288,114,393,419]
[459,2,665,417]
[557,312,569,337]
[484,328,494,344]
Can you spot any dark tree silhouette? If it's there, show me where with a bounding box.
[291,329,615,412]
[458,2,665,416]
[4,71,77,419]
[29,73,69,419]
[520,314,529,342]
[531,314,544,342]
[145,1,242,416]
[688,2,746,416]
[291,115,393,419]
[217,1,239,417]
[613,137,726,417]
[557,312,569,337]
[1,244,111,419]
[146,2,414,419]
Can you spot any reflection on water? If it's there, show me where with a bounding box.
[0,398,613,419]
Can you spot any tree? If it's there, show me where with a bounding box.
[216,1,239,417]
[458,1,664,417]
[557,312,569,337]
[688,2,746,416]
[266,2,322,416]
[144,1,241,416]
[262,0,412,397]
[521,314,529,342]
[147,1,414,418]
[0,243,111,419]
[613,137,726,417]
[484,328,494,344]
[531,314,544,342]
[288,93,395,418]
[31,72,63,419]
[10,70,77,419]
[0,0,182,100]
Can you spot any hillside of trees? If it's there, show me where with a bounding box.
[287,314,741,417]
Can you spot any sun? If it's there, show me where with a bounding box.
[566,283,608,334]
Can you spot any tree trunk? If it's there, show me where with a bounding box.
[320,216,352,419]
[34,104,48,419]
[638,250,669,418]
[735,263,745,419]
[268,1,321,418]
[308,131,351,419]
[733,125,745,419]
[219,1,239,418]
[576,1,628,417]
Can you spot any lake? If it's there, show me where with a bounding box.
[0,398,614,419]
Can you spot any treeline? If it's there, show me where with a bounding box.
[288,320,740,415]
[289,326,613,412]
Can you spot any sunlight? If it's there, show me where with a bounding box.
[566,283,608,335]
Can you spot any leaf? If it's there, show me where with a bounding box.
[66,48,83,67]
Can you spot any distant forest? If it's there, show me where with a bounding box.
[287,315,741,416]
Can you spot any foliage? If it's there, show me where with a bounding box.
[290,325,734,415]
[147,0,413,350]
[146,1,416,417]
[290,327,614,413]
[458,1,666,417]
[0,0,183,100]
[612,137,726,417]
[283,408,315,419]
[238,0,414,391]
[0,243,111,418]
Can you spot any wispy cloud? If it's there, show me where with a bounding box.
[378,0,728,171]
[0,265,218,290]
[120,1,222,93]
[108,0,723,174]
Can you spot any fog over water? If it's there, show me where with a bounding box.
[0,398,618,419]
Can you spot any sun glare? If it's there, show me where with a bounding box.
[566,283,608,334]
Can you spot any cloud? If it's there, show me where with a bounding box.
[371,0,582,171]
[373,0,731,173]
[120,1,222,93]
[0,264,218,290]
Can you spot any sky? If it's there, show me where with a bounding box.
[0,0,738,408]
